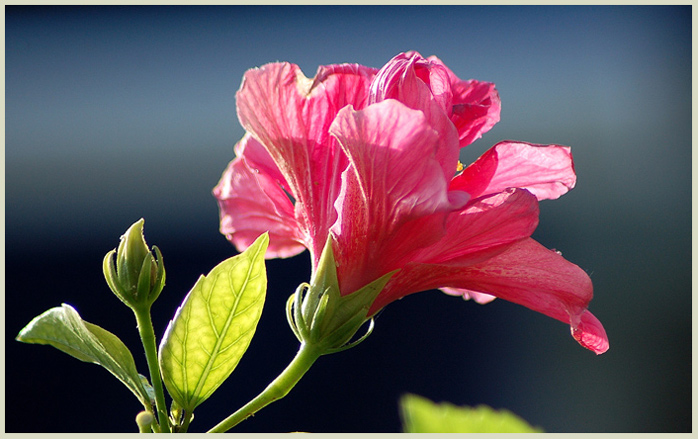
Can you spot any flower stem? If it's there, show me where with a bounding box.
[133,307,171,433]
[207,342,324,433]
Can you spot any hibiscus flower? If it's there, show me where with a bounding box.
[213,51,608,355]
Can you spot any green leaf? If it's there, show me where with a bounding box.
[158,232,268,412]
[400,393,544,433]
[16,303,153,410]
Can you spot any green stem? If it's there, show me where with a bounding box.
[134,307,171,433]
[179,410,194,433]
[207,342,323,433]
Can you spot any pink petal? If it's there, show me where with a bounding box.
[329,100,458,294]
[451,238,594,323]
[234,132,292,194]
[440,287,497,304]
[213,134,306,259]
[370,188,540,310]
[425,55,501,148]
[372,52,453,115]
[449,79,501,147]
[571,310,609,355]
[412,188,540,265]
[372,238,608,354]
[451,141,577,201]
[368,52,460,181]
[236,62,377,263]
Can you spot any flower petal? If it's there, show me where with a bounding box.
[425,55,501,148]
[213,135,305,259]
[329,100,458,294]
[571,309,609,355]
[447,238,605,353]
[451,141,577,201]
[372,238,608,354]
[233,132,292,194]
[412,188,539,265]
[441,287,497,304]
[450,79,501,147]
[369,52,460,180]
[370,188,539,310]
[236,62,377,262]
[371,52,453,115]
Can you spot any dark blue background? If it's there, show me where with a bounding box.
[6,5,691,433]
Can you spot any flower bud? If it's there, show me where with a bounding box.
[286,234,397,354]
[135,410,155,432]
[103,218,165,309]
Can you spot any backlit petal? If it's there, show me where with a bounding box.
[236,62,377,262]
[369,52,460,180]
[212,135,305,258]
[572,310,610,355]
[370,188,539,310]
[451,141,577,201]
[449,79,501,147]
[329,100,457,294]
[371,238,608,353]
[412,188,539,265]
[426,55,501,147]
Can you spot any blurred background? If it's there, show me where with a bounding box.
[5,5,691,433]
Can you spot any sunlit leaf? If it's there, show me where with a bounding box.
[400,393,543,433]
[16,303,153,409]
[158,233,268,412]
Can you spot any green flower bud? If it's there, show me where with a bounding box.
[103,218,165,309]
[135,410,155,433]
[286,234,397,354]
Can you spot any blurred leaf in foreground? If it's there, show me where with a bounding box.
[400,393,543,433]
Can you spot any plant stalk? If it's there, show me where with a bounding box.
[134,307,171,433]
[207,342,323,433]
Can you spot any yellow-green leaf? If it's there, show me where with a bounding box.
[16,304,153,410]
[158,233,268,412]
[400,393,544,433]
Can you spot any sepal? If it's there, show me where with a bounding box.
[286,234,397,354]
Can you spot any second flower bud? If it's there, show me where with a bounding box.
[103,218,166,310]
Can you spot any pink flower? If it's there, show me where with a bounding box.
[213,52,608,355]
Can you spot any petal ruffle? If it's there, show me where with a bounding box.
[329,100,460,295]
[425,54,501,147]
[236,62,377,263]
[213,134,306,259]
[368,52,460,180]
[449,79,501,147]
[451,141,577,201]
[370,52,453,115]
